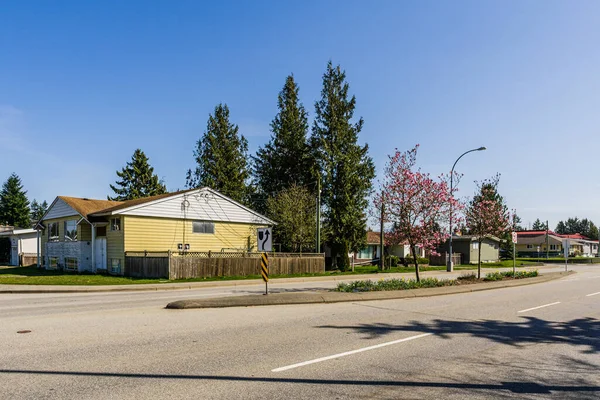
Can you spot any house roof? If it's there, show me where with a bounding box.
[516,230,556,237]
[39,187,276,227]
[58,196,122,220]
[0,228,36,237]
[88,189,195,215]
[367,231,381,244]
[450,235,502,242]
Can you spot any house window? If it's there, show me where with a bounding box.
[48,257,59,270]
[192,221,215,234]
[472,242,479,250]
[111,218,121,231]
[550,244,557,250]
[48,222,60,242]
[64,220,78,241]
[526,244,533,249]
[110,258,121,274]
[65,257,78,271]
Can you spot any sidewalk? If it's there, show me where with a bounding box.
[0,265,555,294]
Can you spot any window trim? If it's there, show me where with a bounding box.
[65,257,78,271]
[48,256,59,270]
[48,222,60,242]
[64,220,78,242]
[192,220,215,234]
[472,242,479,250]
[110,258,121,274]
[111,218,121,232]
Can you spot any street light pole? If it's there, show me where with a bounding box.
[447,146,486,272]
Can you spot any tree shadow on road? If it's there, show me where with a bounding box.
[318,316,600,354]
[0,369,598,398]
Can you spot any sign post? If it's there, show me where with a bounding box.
[260,252,269,295]
[563,238,570,272]
[257,228,273,295]
[512,231,517,276]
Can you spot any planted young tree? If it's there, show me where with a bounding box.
[109,149,167,201]
[376,145,458,282]
[311,61,375,270]
[253,75,314,211]
[0,173,31,228]
[465,175,511,278]
[186,103,251,204]
[266,184,316,252]
[30,199,48,223]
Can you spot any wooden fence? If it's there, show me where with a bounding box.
[429,253,462,266]
[20,253,38,266]
[124,251,325,280]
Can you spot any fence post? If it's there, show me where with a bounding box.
[208,250,211,258]
[168,250,172,280]
[144,250,148,277]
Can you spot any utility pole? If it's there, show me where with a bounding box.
[316,176,321,253]
[546,220,549,259]
[379,190,385,270]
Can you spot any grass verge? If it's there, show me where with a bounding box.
[0,260,540,286]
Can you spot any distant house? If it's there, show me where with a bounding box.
[354,231,383,262]
[352,231,426,264]
[35,188,275,274]
[515,230,598,257]
[439,235,501,264]
[0,227,38,266]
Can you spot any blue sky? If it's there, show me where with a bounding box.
[1,0,599,229]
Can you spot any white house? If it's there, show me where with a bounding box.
[0,228,38,266]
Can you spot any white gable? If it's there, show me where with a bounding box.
[115,189,274,225]
[44,198,79,220]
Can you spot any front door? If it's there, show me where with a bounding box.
[95,237,107,270]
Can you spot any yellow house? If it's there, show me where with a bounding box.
[36,188,275,274]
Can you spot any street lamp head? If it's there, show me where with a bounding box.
[477,146,487,151]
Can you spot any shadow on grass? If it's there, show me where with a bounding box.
[0,265,64,277]
[318,316,600,354]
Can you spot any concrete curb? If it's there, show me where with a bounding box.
[165,271,574,309]
[0,265,564,294]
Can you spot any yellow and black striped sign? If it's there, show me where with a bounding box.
[261,252,269,282]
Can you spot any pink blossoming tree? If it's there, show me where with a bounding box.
[465,174,511,278]
[376,145,461,282]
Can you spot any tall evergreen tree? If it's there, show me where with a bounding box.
[0,173,31,228]
[186,103,250,204]
[555,217,598,239]
[253,75,313,207]
[311,61,375,270]
[109,149,167,201]
[30,199,48,223]
[532,218,547,231]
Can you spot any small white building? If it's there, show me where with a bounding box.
[0,228,38,266]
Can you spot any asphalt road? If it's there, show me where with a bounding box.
[0,265,598,399]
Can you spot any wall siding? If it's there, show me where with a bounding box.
[123,215,258,252]
[118,189,272,225]
[45,198,79,220]
[107,218,125,273]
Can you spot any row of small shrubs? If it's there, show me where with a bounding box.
[336,277,455,292]
[483,270,539,281]
[384,255,430,268]
[336,270,539,292]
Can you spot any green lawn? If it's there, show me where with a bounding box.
[0,260,540,286]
